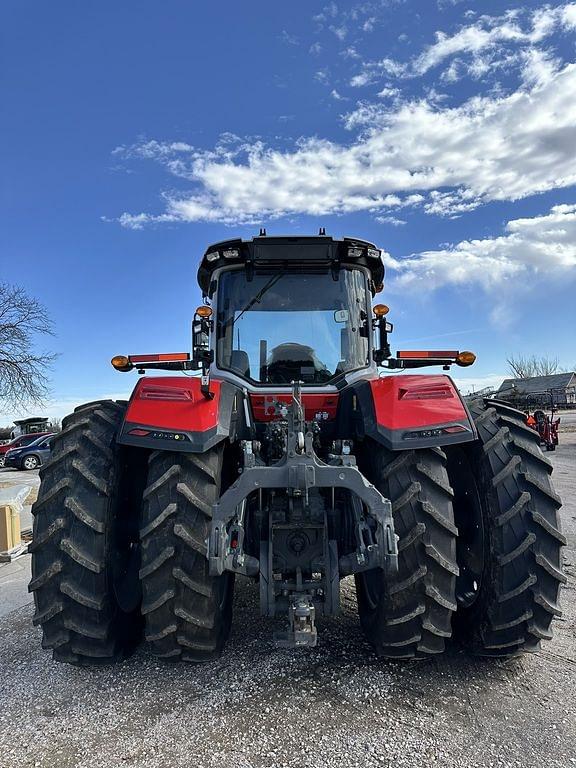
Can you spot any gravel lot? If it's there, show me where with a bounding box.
[0,432,575,768]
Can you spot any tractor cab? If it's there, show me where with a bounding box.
[198,233,383,389]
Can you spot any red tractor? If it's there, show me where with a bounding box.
[29,233,565,664]
[532,409,561,452]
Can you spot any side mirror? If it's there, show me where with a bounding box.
[192,306,214,369]
[373,316,393,365]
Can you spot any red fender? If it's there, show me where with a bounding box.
[117,376,243,453]
[347,374,476,451]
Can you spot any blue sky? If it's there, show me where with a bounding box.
[1,0,576,422]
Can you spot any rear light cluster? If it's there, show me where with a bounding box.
[128,429,190,441]
[403,425,468,440]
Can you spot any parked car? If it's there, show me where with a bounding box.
[0,432,53,468]
[3,433,55,470]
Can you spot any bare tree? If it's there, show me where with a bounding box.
[50,417,62,432]
[506,354,561,379]
[0,283,56,411]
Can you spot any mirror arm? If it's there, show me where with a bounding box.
[373,317,392,365]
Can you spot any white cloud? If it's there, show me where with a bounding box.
[280,30,299,46]
[375,214,406,225]
[117,63,576,224]
[376,86,400,99]
[329,24,348,41]
[341,46,361,59]
[389,203,576,291]
[351,3,576,84]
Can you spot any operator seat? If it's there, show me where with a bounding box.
[266,343,331,384]
[230,350,251,378]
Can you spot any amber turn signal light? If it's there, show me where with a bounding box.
[456,351,476,367]
[111,355,131,371]
[195,305,213,318]
[373,304,390,317]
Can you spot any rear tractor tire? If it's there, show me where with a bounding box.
[356,445,458,658]
[29,401,142,665]
[139,447,234,662]
[448,398,565,656]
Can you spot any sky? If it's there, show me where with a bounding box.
[1,0,576,423]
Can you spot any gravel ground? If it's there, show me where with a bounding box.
[0,436,575,768]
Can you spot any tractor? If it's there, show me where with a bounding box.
[532,409,561,452]
[29,233,565,664]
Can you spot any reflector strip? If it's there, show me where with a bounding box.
[139,386,192,401]
[399,386,453,400]
[129,353,190,363]
[397,350,459,359]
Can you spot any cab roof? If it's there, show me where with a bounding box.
[197,233,385,295]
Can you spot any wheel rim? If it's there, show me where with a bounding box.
[449,450,485,608]
[24,456,38,470]
[0,457,4,467]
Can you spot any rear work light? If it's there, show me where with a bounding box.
[222,248,240,259]
[206,251,220,262]
[347,246,364,258]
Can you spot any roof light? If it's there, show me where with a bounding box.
[195,305,213,318]
[367,248,380,259]
[347,246,364,258]
[456,350,476,367]
[206,251,220,262]
[222,248,240,259]
[373,304,390,317]
[111,355,131,371]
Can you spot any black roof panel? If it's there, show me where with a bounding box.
[197,234,384,294]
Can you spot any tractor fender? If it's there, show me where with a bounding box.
[117,376,245,453]
[341,374,477,451]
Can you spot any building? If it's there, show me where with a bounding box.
[497,372,576,408]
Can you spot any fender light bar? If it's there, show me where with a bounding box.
[130,353,190,363]
[111,352,192,372]
[397,350,458,359]
[387,350,476,370]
